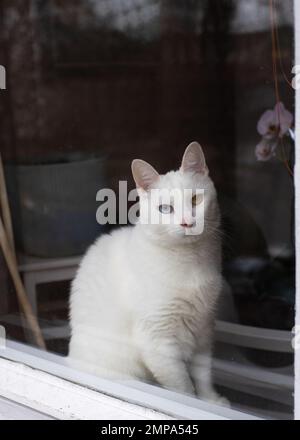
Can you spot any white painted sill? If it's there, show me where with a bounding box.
[0,340,258,420]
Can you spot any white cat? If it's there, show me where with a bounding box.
[69,142,227,405]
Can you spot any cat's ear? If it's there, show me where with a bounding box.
[180,141,208,175]
[131,159,159,191]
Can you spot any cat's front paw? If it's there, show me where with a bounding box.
[202,392,230,407]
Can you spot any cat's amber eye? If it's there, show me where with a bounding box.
[192,193,204,206]
[159,204,174,214]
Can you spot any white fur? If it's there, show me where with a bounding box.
[69,142,227,404]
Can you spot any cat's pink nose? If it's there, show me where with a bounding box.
[181,222,193,228]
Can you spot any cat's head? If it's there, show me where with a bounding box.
[132,142,220,244]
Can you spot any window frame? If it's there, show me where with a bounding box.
[295,0,300,421]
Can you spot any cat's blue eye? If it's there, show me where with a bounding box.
[158,204,174,214]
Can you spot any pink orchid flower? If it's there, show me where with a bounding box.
[255,138,277,162]
[257,102,293,139]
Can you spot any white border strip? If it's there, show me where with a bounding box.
[295,0,300,421]
[0,357,171,420]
